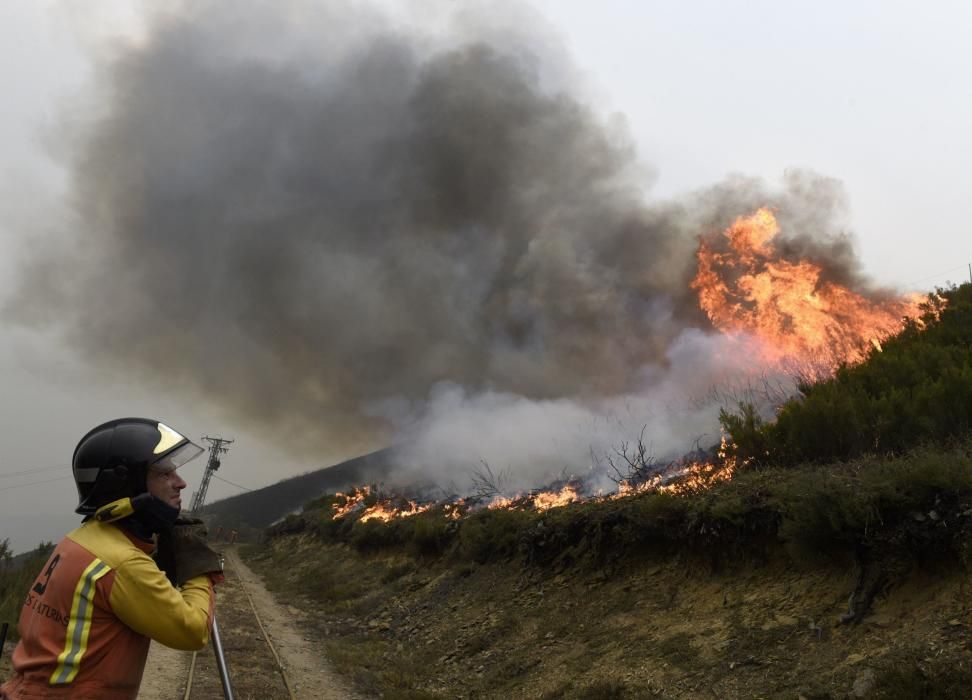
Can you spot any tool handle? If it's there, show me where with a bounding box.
[211,615,235,700]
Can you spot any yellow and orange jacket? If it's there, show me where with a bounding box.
[0,519,214,700]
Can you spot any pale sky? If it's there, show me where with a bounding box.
[1,1,971,552]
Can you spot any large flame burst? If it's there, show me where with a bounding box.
[692,208,925,374]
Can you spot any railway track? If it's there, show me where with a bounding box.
[180,548,296,700]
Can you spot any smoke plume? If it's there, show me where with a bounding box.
[7,1,885,484]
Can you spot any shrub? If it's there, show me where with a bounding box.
[719,402,770,465]
[0,542,55,640]
[458,508,536,564]
[308,509,354,542]
[721,283,972,466]
[407,513,456,558]
[349,519,408,553]
[772,467,876,559]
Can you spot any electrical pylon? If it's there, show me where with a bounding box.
[188,436,234,514]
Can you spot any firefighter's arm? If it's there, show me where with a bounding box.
[109,554,214,651]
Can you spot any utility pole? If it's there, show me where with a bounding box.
[189,436,234,514]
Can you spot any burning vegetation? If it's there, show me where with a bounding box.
[613,435,742,498]
[328,433,744,525]
[331,486,436,523]
[319,207,938,526]
[693,208,928,377]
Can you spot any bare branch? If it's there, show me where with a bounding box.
[604,425,657,485]
[469,459,512,501]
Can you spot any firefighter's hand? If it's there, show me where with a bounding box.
[157,517,224,587]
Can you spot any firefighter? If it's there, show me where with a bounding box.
[0,418,224,700]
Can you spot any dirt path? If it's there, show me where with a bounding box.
[139,548,357,699]
[139,642,189,699]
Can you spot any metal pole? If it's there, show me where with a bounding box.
[211,616,235,700]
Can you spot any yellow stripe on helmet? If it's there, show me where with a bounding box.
[154,422,186,455]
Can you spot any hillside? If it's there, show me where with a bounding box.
[201,447,398,532]
[239,284,972,698]
[244,440,972,698]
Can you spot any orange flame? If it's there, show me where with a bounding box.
[692,208,926,374]
[332,486,435,523]
[359,500,432,523]
[615,435,741,498]
[328,448,742,526]
[331,486,372,519]
[487,484,582,512]
[487,496,515,510]
[531,484,582,511]
[443,503,464,521]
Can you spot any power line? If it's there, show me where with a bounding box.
[0,465,65,480]
[0,475,73,493]
[189,436,234,513]
[212,474,253,492]
[906,263,972,288]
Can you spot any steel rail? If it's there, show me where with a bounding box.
[224,548,296,700]
[182,649,198,700]
[180,549,294,699]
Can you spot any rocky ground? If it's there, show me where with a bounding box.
[243,535,972,699]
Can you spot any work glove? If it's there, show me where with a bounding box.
[155,517,224,587]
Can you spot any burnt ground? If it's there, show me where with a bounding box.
[242,535,972,699]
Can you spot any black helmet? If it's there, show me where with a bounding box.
[72,418,203,515]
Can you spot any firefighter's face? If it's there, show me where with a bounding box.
[146,467,188,510]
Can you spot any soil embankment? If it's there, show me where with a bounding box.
[245,535,972,698]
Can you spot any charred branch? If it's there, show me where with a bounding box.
[469,459,513,501]
[605,425,657,486]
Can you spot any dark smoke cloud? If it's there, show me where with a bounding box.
[7,1,887,475]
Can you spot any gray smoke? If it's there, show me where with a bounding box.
[6,1,885,483]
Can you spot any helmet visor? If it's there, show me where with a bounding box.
[151,440,204,474]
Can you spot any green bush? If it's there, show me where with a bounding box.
[302,493,340,513]
[458,508,536,564]
[0,542,55,640]
[769,446,972,562]
[772,467,877,559]
[721,284,972,465]
[719,402,770,465]
[407,513,456,558]
[349,519,409,553]
[305,508,354,542]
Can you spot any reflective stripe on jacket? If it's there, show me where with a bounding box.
[0,519,214,699]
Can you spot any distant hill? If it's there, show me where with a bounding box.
[201,447,398,532]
